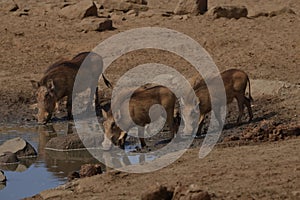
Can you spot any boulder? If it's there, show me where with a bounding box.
[0,137,37,158]
[174,0,207,15]
[124,0,147,5]
[0,0,19,12]
[46,134,84,150]
[68,171,80,181]
[0,170,6,183]
[207,5,248,19]
[0,152,19,164]
[45,134,103,150]
[99,0,148,13]
[141,185,173,200]
[173,183,211,200]
[59,0,98,20]
[77,17,114,32]
[79,164,102,177]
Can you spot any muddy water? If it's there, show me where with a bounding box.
[0,123,102,200]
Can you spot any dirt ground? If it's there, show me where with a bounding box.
[0,0,299,199]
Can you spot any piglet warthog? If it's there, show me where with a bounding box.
[182,69,253,135]
[101,85,178,149]
[31,52,112,124]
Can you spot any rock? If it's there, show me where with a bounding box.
[79,164,102,177]
[45,134,103,150]
[250,7,296,18]
[207,5,248,19]
[59,0,98,20]
[174,0,207,15]
[99,0,148,13]
[77,17,114,32]
[0,152,19,164]
[109,12,126,22]
[292,191,300,197]
[141,185,173,200]
[173,183,211,200]
[127,9,138,16]
[241,120,300,142]
[162,12,173,17]
[98,19,114,31]
[0,170,6,183]
[124,0,147,5]
[68,171,80,181]
[46,134,84,150]
[269,7,296,17]
[0,0,19,12]
[0,137,37,158]
[139,10,155,18]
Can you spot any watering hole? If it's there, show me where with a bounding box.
[0,122,158,200]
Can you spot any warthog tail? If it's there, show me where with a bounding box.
[247,76,253,101]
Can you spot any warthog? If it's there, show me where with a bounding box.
[101,85,178,149]
[31,52,112,124]
[182,69,253,135]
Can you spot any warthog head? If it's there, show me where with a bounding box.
[102,110,127,150]
[31,79,57,124]
[179,97,200,135]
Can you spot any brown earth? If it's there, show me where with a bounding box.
[0,0,299,199]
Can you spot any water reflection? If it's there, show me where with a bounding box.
[37,125,57,159]
[38,124,104,178]
[0,158,36,172]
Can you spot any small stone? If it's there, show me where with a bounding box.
[0,170,6,183]
[206,6,248,19]
[173,183,211,200]
[79,164,102,177]
[141,185,173,200]
[292,191,300,197]
[68,171,80,181]
[97,19,113,31]
[127,9,138,16]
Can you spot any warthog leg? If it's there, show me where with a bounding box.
[66,96,73,120]
[138,127,147,148]
[196,113,206,136]
[244,96,253,122]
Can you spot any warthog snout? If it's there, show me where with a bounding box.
[31,80,57,124]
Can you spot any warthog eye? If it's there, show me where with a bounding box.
[111,122,116,129]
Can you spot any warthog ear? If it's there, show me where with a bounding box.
[30,80,40,89]
[47,79,55,91]
[102,109,108,119]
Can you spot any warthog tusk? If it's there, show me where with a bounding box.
[118,131,127,140]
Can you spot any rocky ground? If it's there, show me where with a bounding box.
[0,0,299,199]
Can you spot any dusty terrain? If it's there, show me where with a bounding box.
[0,0,299,199]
